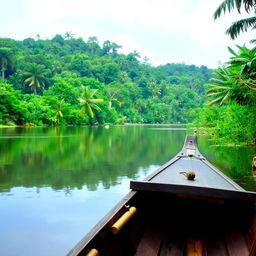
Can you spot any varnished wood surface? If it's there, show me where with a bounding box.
[138,135,245,192]
[133,228,253,256]
[225,232,249,256]
[68,190,255,256]
[68,135,256,256]
[130,181,256,201]
[206,236,227,256]
[67,191,137,256]
[160,236,183,256]
[134,228,163,256]
[186,238,204,256]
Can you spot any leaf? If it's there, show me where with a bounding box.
[86,105,94,118]
[220,91,231,104]
[207,95,224,106]
[90,98,104,103]
[228,46,238,56]
[226,16,256,39]
[90,89,98,98]
[207,91,225,97]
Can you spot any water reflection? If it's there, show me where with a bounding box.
[0,127,255,256]
[198,136,256,191]
[0,126,186,192]
[0,126,186,256]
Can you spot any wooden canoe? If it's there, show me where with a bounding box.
[68,135,256,256]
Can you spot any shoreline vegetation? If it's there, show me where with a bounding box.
[0,33,255,146]
[0,35,210,129]
[1,122,254,147]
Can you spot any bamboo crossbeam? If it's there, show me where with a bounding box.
[111,206,137,234]
[86,248,99,256]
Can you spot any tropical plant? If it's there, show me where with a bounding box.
[0,34,211,126]
[106,87,122,108]
[119,115,127,125]
[148,79,161,98]
[206,66,256,106]
[78,86,104,118]
[207,45,256,106]
[214,0,256,39]
[22,63,48,94]
[228,45,256,77]
[64,31,74,40]
[51,99,65,125]
[0,47,13,79]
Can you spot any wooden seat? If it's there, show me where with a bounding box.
[226,232,249,256]
[134,228,163,256]
[186,238,204,256]
[159,235,183,256]
[135,228,252,256]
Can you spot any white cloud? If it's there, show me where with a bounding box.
[1,0,255,68]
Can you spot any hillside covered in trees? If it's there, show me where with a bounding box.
[0,34,211,126]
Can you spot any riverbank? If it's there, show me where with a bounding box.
[194,127,256,147]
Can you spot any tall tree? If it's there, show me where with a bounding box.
[0,47,13,79]
[214,0,256,39]
[22,63,48,94]
[64,31,74,40]
[52,99,65,125]
[106,87,121,108]
[78,86,104,118]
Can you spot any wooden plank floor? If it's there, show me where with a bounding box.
[134,228,250,256]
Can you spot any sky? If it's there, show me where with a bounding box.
[1,0,255,68]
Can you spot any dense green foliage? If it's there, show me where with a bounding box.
[0,35,210,125]
[193,1,256,145]
[193,45,256,145]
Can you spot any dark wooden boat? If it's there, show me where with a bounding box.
[68,135,256,256]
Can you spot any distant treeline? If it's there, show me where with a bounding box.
[0,34,211,126]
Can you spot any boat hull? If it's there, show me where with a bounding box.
[68,136,256,256]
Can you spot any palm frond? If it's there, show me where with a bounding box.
[214,0,256,19]
[220,91,231,104]
[214,0,236,19]
[207,95,225,106]
[90,98,104,103]
[85,105,94,118]
[90,89,98,98]
[226,16,256,39]
[207,91,226,97]
[228,46,238,56]
[207,84,232,90]
[208,78,230,85]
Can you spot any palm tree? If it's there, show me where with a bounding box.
[0,47,13,79]
[22,63,48,94]
[64,31,74,40]
[214,0,256,39]
[78,86,104,118]
[206,66,256,106]
[52,99,65,125]
[107,87,122,108]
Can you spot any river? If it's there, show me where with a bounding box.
[0,125,255,255]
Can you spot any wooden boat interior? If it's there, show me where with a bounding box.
[68,136,256,256]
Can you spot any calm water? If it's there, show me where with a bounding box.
[0,126,255,256]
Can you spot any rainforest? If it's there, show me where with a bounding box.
[0,34,256,145]
[0,35,211,126]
